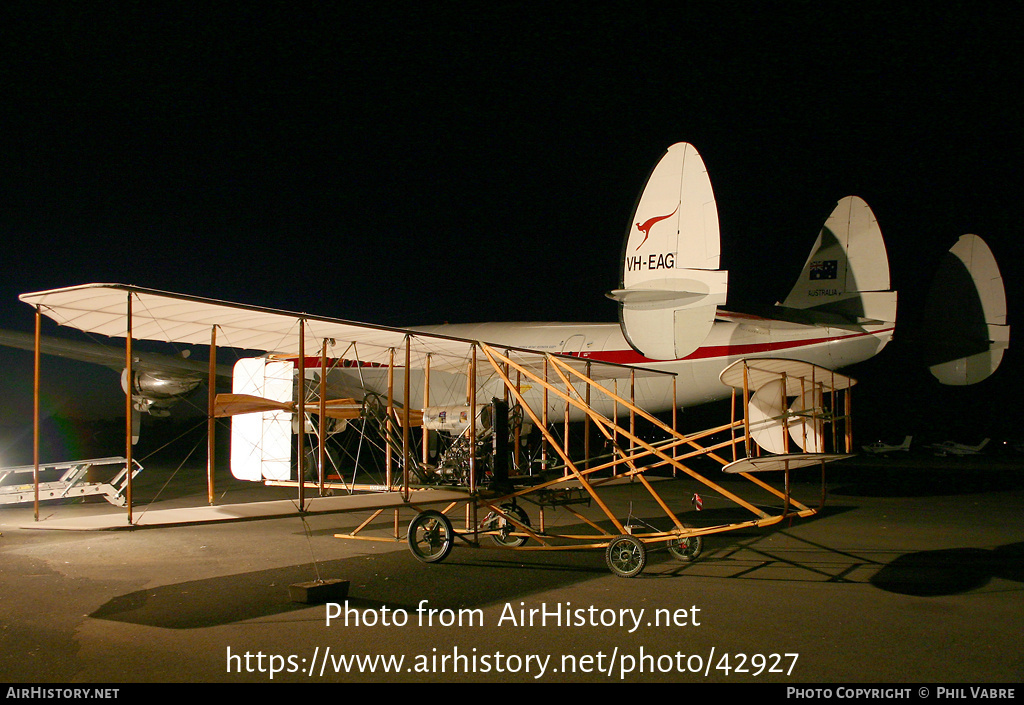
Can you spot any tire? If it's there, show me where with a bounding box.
[488,503,530,547]
[668,533,703,562]
[605,534,647,578]
[408,510,454,564]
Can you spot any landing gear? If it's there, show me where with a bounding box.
[605,534,647,578]
[408,510,454,564]
[484,503,530,547]
[668,533,703,562]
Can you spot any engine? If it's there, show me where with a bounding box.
[120,368,203,416]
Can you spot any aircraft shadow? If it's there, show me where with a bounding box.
[869,542,1024,596]
[88,505,858,629]
[87,539,631,629]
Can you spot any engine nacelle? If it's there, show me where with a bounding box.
[121,368,203,416]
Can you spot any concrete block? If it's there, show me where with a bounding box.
[289,579,350,604]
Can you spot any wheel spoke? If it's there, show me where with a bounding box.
[605,535,646,578]
[408,510,454,563]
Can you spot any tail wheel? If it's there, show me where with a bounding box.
[605,534,647,578]
[668,533,703,562]
[408,510,454,564]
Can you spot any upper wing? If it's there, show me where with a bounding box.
[19,283,671,384]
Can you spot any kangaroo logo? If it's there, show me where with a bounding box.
[635,205,678,250]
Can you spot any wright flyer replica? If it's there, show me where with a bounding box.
[18,282,856,577]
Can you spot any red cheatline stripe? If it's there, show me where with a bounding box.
[577,328,893,365]
[277,327,893,368]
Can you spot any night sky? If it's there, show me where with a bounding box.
[0,5,1020,447]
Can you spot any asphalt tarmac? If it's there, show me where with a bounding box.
[1,454,1022,685]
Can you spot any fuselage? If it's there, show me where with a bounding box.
[406,310,894,417]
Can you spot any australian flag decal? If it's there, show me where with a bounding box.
[809,259,838,280]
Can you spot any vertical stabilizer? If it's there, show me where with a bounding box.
[607,143,728,360]
[781,196,897,323]
[924,234,1009,385]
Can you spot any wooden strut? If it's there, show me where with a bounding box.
[387,347,397,536]
[482,344,772,521]
[403,336,412,502]
[125,293,133,525]
[297,319,306,511]
[325,345,843,551]
[422,354,431,468]
[474,347,819,551]
[478,345,629,535]
[33,307,41,521]
[207,325,218,505]
[467,343,478,540]
[319,339,328,497]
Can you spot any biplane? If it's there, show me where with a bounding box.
[13,143,1009,577]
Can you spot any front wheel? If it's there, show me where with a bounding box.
[605,534,647,578]
[408,510,454,564]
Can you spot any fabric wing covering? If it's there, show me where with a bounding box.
[19,283,669,383]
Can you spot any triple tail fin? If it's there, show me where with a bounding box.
[779,195,897,325]
[607,143,728,360]
[923,234,1009,385]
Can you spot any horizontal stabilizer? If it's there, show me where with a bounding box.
[611,143,727,360]
[608,270,728,307]
[719,358,857,394]
[723,453,854,474]
[924,234,1010,385]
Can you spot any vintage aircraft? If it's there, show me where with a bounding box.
[11,143,1011,576]
[862,436,913,455]
[0,327,229,442]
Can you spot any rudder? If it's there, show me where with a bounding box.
[607,143,728,360]
[780,196,897,324]
[923,234,1010,385]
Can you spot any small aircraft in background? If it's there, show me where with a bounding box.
[861,435,913,455]
[927,438,991,457]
